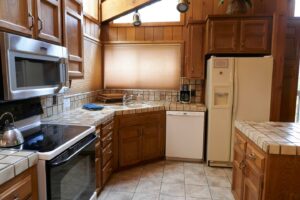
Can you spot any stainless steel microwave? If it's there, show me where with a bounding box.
[0,32,69,101]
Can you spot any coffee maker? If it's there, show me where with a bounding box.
[179,77,191,103]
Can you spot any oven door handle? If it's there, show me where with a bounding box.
[49,135,98,167]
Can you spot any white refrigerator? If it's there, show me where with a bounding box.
[205,56,273,167]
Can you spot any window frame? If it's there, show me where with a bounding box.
[109,11,185,27]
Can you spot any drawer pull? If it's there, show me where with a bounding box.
[248,153,256,160]
[239,160,245,169]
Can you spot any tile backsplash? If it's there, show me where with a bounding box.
[40,79,204,119]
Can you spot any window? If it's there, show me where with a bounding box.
[104,44,182,90]
[295,0,300,16]
[113,0,181,24]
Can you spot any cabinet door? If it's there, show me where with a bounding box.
[239,19,271,53]
[243,172,264,200]
[186,23,205,79]
[232,144,245,200]
[0,0,34,36]
[119,126,142,168]
[62,0,84,78]
[141,122,161,161]
[207,19,239,53]
[95,157,101,195]
[35,0,62,44]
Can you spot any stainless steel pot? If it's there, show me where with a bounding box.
[0,112,24,147]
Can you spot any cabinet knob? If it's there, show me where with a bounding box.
[239,160,245,169]
[14,194,19,200]
[247,152,256,160]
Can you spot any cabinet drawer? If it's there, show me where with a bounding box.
[246,142,265,172]
[102,121,114,137]
[235,131,247,151]
[1,175,32,200]
[101,131,113,148]
[102,159,113,185]
[102,142,113,167]
[119,113,160,128]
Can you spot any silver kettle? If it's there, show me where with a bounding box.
[0,112,24,147]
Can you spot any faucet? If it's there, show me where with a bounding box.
[123,94,134,106]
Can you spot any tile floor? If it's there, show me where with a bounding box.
[98,161,234,200]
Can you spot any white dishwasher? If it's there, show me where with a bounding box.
[166,111,205,161]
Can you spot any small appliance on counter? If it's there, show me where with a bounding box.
[179,77,191,103]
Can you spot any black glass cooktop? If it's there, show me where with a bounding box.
[19,124,91,152]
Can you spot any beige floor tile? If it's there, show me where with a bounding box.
[136,179,162,194]
[184,165,205,176]
[204,167,227,177]
[104,191,134,200]
[159,194,185,200]
[185,185,211,199]
[162,171,184,184]
[164,164,184,173]
[111,179,139,193]
[206,176,231,188]
[132,193,159,200]
[160,183,185,197]
[185,174,208,185]
[209,187,234,200]
[186,198,211,200]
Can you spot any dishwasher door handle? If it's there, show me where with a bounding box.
[166,111,204,117]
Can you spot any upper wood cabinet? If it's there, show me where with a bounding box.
[0,0,34,37]
[35,0,62,44]
[186,21,206,79]
[0,0,62,44]
[62,0,84,78]
[206,16,272,54]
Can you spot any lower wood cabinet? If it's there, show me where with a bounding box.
[0,166,38,200]
[115,111,166,169]
[232,130,300,200]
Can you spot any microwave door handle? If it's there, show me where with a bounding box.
[49,135,97,167]
[59,58,68,84]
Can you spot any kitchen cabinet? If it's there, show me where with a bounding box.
[115,111,166,169]
[0,0,62,44]
[232,129,300,200]
[95,118,114,195]
[0,166,38,200]
[186,21,206,79]
[35,0,62,44]
[62,0,84,78]
[0,0,34,37]
[206,16,272,54]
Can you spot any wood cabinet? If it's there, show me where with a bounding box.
[206,16,272,54]
[62,0,84,78]
[35,0,62,43]
[186,21,206,79]
[0,0,62,44]
[0,166,38,200]
[115,111,166,169]
[0,0,34,37]
[95,119,114,195]
[232,129,300,200]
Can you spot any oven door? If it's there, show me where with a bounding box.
[46,134,97,200]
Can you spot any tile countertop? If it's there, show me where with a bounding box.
[42,101,207,127]
[0,149,38,185]
[235,121,300,156]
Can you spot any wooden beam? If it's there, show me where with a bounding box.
[101,0,160,22]
[270,0,289,121]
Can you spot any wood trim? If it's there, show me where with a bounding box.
[84,33,100,43]
[102,40,184,44]
[101,0,160,22]
[84,12,99,24]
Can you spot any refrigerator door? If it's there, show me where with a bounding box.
[230,57,273,160]
[233,57,273,121]
[206,57,234,165]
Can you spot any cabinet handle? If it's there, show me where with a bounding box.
[38,17,43,32]
[247,152,256,160]
[14,194,19,200]
[239,160,245,169]
[28,12,34,30]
